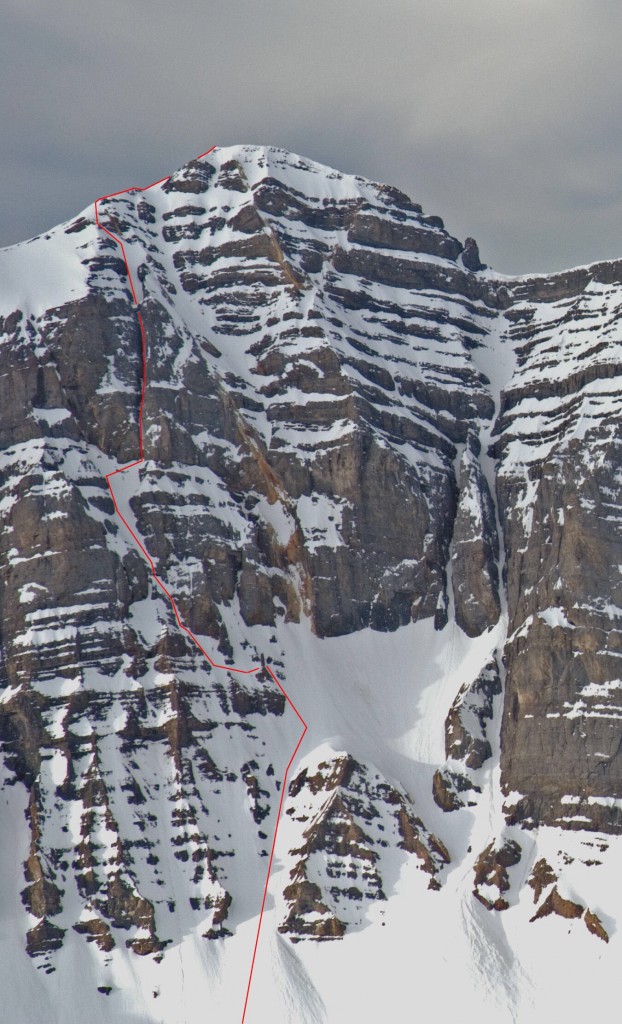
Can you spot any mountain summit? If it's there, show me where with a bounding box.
[1,144,621,1022]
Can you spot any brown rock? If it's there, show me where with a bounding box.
[432,768,480,812]
[26,918,66,957]
[73,918,116,952]
[473,840,521,911]
[444,659,501,769]
[530,886,584,923]
[584,909,609,943]
[279,880,346,941]
[527,858,557,904]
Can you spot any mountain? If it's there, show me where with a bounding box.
[1,143,621,1023]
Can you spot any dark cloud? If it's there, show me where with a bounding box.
[2,0,622,273]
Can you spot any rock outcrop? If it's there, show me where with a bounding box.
[473,839,522,911]
[280,752,449,939]
[433,658,501,812]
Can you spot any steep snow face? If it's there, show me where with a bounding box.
[1,144,622,1023]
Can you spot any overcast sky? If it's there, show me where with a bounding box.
[2,0,622,274]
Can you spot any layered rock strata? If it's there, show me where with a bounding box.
[1,144,621,986]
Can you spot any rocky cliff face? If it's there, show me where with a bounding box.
[493,265,622,834]
[1,144,621,1022]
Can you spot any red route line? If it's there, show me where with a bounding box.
[93,145,308,1023]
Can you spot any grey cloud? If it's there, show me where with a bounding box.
[2,0,622,273]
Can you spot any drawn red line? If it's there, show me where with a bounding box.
[240,664,307,1022]
[93,147,308,1022]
